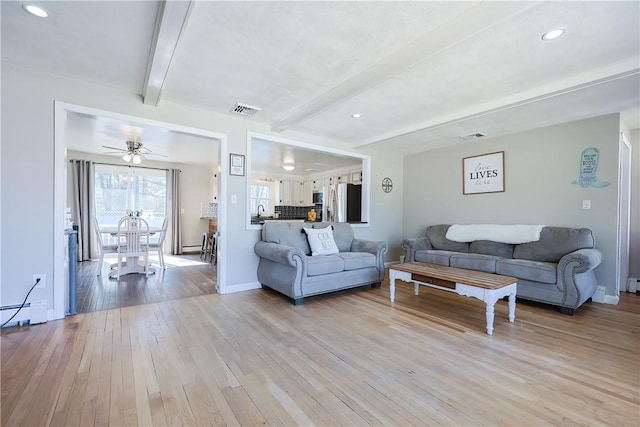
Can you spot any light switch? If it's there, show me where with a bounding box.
[582,200,591,210]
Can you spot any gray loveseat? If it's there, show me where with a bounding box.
[255,222,388,304]
[402,225,603,314]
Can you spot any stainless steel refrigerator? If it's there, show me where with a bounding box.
[326,183,361,222]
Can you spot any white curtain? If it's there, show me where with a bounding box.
[169,168,182,254]
[70,160,98,261]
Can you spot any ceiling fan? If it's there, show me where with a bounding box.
[102,139,166,164]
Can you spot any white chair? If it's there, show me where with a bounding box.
[116,216,150,280]
[148,217,168,269]
[94,218,118,276]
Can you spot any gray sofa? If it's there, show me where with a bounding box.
[255,222,388,304]
[401,225,603,314]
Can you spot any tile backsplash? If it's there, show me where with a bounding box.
[275,205,318,220]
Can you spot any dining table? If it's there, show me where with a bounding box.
[100,225,163,279]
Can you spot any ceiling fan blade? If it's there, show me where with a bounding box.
[102,145,126,152]
[142,152,168,158]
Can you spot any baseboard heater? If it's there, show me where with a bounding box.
[182,244,201,254]
[0,300,47,327]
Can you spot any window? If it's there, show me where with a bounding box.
[94,164,167,229]
[250,180,274,214]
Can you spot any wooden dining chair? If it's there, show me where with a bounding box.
[148,217,168,269]
[94,218,119,276]
[116,216,150,280]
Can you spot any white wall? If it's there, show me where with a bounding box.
[630,128,640,279]
[0,63,405,312]
[66,150,214,250]
[402,114,621,297]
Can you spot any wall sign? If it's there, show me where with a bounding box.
[572,147,609,188]
[229,153,245,176]
[463,151,505,195]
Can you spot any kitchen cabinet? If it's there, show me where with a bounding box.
[279,179,308,205]
[211,173,219,201]
[278,180,292,204]
[303,180,313,205]
[350,170,362,183]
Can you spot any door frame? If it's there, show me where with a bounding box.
[53,101,228,320]
[616,132,632,296]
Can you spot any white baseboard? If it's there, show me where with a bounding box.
[628,278,638,293]
[592,286,607,303]
[223,281,261,294]
[604,294,620,305]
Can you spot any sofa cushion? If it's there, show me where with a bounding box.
[426,225,469,253]
[303,226,339,256]
[496,259,557,284]
[306,255,344,276]
[414,250,453,266]
[513,227,595,263]
[262,222,311,255]
[450,253,500,273]
[470,240,514,258]
[312,222,354,252]
[337,252,376,271]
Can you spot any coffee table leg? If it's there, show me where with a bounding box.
[508,291,516,322]
[485,301,496,335]
[389,270,396,302]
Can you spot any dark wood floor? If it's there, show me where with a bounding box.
[75,253,217,314]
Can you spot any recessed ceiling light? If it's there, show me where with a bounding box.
[352,113,361,118]
[541,28,565,41]
[22,4,48,18]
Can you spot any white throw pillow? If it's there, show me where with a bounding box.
[303,226,339,256]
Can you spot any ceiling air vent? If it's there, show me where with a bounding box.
[459,132,487,140]
[230,103,261,117]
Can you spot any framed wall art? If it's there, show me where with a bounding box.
[229,153,245,176]
[462,151,505,195]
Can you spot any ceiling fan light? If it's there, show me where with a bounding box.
[282,163,295,171]
[132,154,142,164]
[122,152,133,162]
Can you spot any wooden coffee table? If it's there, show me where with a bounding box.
[389,262,517,335]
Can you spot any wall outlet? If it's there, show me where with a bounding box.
[582,199,591,210]
[33,274,46,289]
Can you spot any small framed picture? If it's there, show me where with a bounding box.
[462,151,505,195]
[229,153,245,176]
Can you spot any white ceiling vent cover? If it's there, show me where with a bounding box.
[459,132,487,140]
[230,103,261,117]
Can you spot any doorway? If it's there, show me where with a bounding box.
[53,102,228,319]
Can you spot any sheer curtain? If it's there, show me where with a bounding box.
[169,168,182,254]
[70,159,98,261]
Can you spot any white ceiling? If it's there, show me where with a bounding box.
[2,1,639,165]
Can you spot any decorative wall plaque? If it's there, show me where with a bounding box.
[382,177,393,193]
[572,147,609,188]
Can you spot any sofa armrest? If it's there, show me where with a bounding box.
[558,248,603,274]
[401,237,431,262]
[557,248,603,308]
[254,241,306,268]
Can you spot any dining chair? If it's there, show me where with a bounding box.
[148,217,168,269]
[94,218,119,276]
[116,216,150,280]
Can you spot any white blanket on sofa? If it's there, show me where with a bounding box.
[446,224,544,244]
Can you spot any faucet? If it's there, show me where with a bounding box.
[257,204,265,218]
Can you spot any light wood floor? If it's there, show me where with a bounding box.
[75,254,217,314]
[2,274,638,426]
